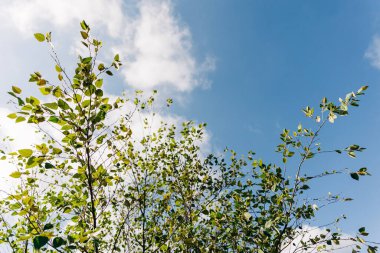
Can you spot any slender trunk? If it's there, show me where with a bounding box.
[86,145,99,253]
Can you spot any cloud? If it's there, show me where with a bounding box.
[0,0,214,183]
[117,0,215,92]
[365,35,380,70]
[0,0,125,37]
[0,108,43,192]
[0,0,214,94]
[0,108,41,150]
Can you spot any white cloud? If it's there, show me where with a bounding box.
[118,0,214,92]
[0,108,43,192]
[0,108,41,150]
[117,0,215,92]
[0,0,214,181]
[365,35,380,70]
[0,0,214,94]
[0,0,125,37]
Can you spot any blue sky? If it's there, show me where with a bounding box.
[175,0,380,241]
[0,0,379,248]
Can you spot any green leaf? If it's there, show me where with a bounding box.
[98,63,105,71]
[8,91,25,106]
[82,56,92,64]
[74,94,82,103]
[22,105,32,111]
[53,237,66,248]
[82,100,91,108]
[43,223,54,230]
[37,79,47,86]
[34,33,45,42]
[12,86,22,94]
[7,113,17,119]
[33,236,49,250]
[55,65,62,72]
[45,163,55,169]
[80,31,88,39]
[84,85,96,96]
[350,172,359,181]
[48,116,59,123]
[9,171,22,178]
[18,149,33,158]
[28,96,40,106]
[80,20,89,30]
[95,89,103,97]
[61,125,72,131]
[15,116,25,123]
[26,156,38,169]
[53,87,63,97]
[52,148,62,155]
[44,102,58,110]
[95,79,103,88]
[102,97,109,104]
[9,203,21,210]
[58,99,70,110]
[39,87,51,95]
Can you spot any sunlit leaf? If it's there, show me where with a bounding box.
[34,33,45,42]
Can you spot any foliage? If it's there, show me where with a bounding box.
[0,21,378,253]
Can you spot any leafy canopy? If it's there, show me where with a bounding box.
[0,21,377,253]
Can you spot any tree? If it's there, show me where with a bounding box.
[0,21,378,253]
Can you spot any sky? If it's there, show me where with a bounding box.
[0,0,379,250]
